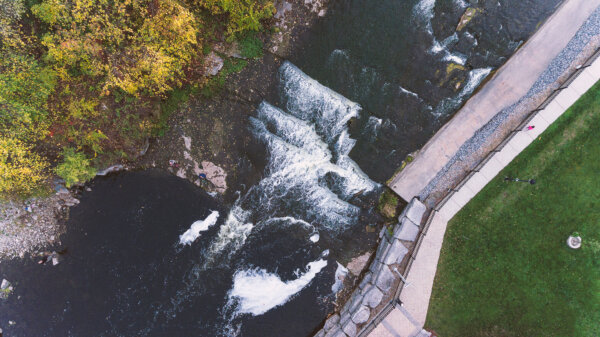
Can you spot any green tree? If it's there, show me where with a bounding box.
[194,0,274,39]
[55,148,97,187]
[0,51,56,141]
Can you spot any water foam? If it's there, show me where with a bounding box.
[206,63,378,262]
[228,258,328,316]
[431,67,492,117]
[331,262,348,293]
[460,67,492,97]
[179,211,220,245]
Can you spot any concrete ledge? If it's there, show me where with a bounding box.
[387,0,600,202]
[398,214,448,325]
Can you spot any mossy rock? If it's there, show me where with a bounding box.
[378,189,399,218]
[456,7,483,31]
[440,62,466,86]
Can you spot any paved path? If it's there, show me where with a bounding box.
[389,0,600,202]
[367,36,600,337]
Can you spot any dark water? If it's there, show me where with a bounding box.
[0,171,339,336]
[0,0,561,336]
[293,0,561,181]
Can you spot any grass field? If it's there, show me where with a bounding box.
[426,81,600,337]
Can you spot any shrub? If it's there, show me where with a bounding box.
[55,148,96,187]
[194,0,275,39]
[0,137,49,198]
[239,32,263,59]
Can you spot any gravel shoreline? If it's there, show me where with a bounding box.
[419,6,600,204]
[0,191,78,260]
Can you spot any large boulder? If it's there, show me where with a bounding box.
[400,198,426,225]
[383,240,409,266]
[342,320,357,337]
[362,286,384,308]
[323,314,340,332]
[204,52,224,76]
[375,265,396,293]
[394,218,420,242]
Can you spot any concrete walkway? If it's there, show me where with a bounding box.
[367,38,600,337]
[389,0,600,202]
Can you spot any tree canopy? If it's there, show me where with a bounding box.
[0,0,274,199]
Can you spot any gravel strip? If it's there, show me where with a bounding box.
[419,5,600,203]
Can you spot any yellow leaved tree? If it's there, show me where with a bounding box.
[0,137,49,198]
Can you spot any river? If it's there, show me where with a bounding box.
[0,0,561,336]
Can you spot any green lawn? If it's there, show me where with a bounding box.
[426,81,600,337]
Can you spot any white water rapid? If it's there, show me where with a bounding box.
[228,258,328,316]
[179,211,220,245]
[206,62,379,263]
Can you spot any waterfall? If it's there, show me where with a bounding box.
[206,62,379,266]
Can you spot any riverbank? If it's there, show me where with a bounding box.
[134,0,330,202]
[0,0,329,261]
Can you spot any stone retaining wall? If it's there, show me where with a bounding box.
[313,198,427,337]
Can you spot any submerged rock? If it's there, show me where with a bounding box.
[51,251,60,266]
[0,279,13,299]
[456,7,483,31]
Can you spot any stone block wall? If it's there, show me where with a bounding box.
[313,198,426,337]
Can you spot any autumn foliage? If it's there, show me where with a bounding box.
[0,0,273,198]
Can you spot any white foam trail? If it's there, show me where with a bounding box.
[399,86,419,99]
[416,0,470,69]
[228,258,328,316]
[431,33,465,67]
[443,52,467,65]
[431,67,492,117]
[460,67,492,98]
[179,211,220,245]
[464,31,478,46]
[331,262,348,293]
[209,204,253,255]
[280,61,361,144]
[413,0,435,23]
[454,0,467,9]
